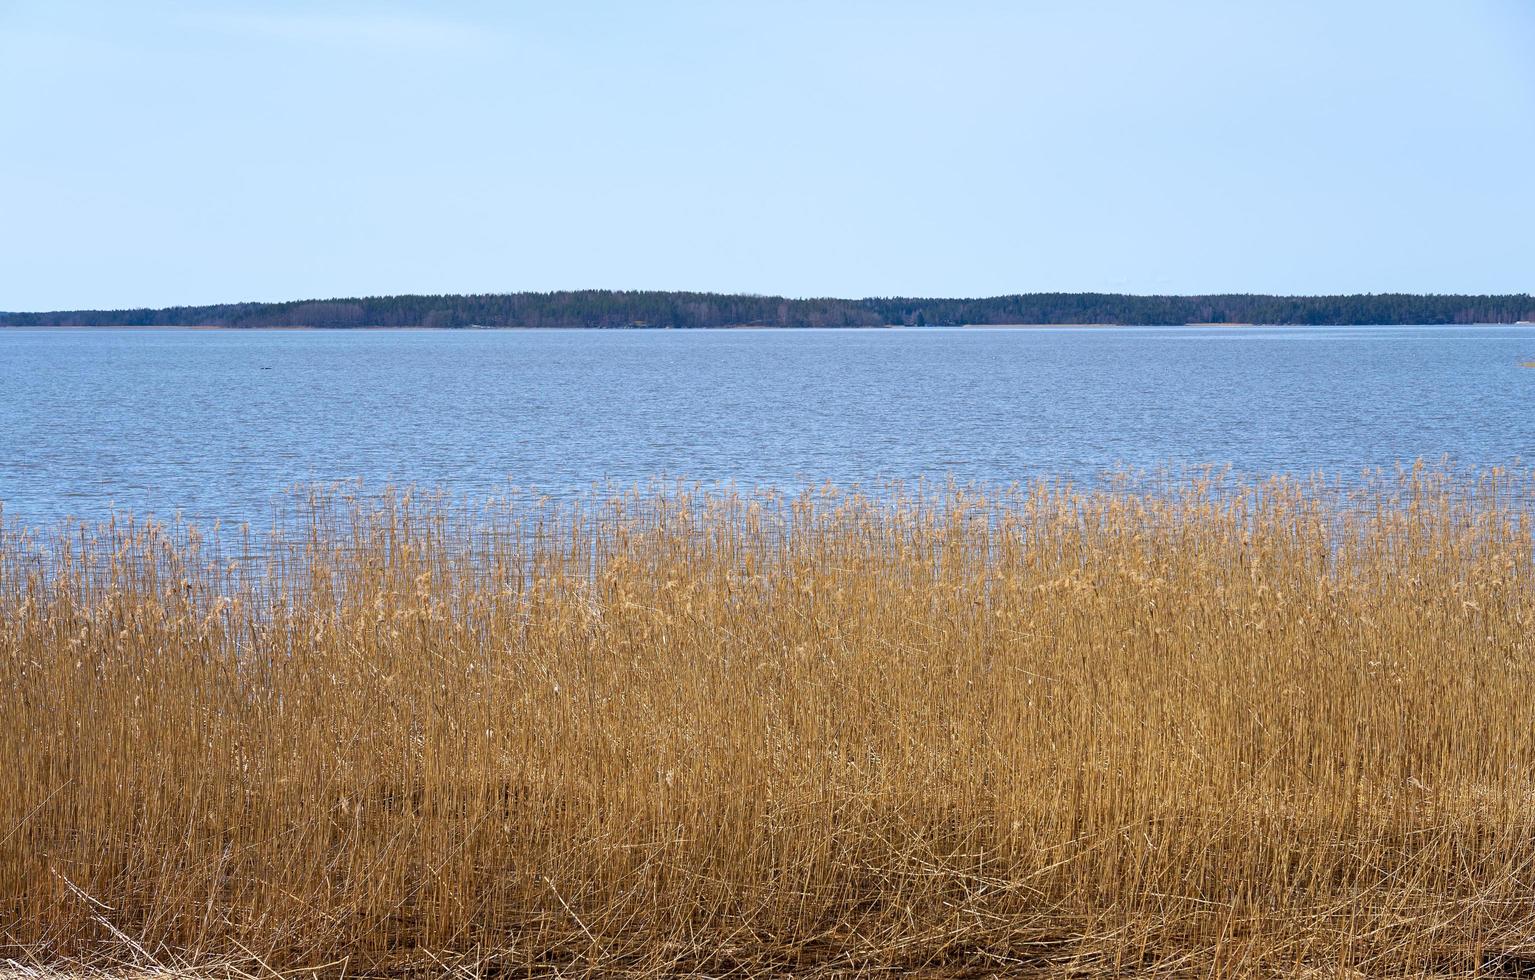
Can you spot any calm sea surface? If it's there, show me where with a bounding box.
[3,325,1533,527]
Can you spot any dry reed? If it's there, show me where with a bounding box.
[4,468,1535,978]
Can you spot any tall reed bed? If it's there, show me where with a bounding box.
[4,469,1535,977]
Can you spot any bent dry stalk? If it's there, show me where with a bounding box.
[3,469,1535,977]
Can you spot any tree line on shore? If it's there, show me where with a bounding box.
[4,290,1534,328]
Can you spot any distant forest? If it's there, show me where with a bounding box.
[4,291,1534,329]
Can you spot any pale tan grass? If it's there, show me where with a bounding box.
[4,468,1535,977]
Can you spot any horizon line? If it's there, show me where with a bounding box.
[6,287,1535,317]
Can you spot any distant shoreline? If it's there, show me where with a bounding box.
[5,323,1532,333]
[5,290,1534,330]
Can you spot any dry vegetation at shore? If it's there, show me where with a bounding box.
[4,470,1535,978]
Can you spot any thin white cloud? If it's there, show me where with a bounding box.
[201,8,491,52]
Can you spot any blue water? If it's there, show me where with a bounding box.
[2,325,1533,527]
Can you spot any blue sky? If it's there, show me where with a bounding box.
[2,0,1532,310]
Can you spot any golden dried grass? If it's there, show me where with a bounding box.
[4,468,1535,977]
